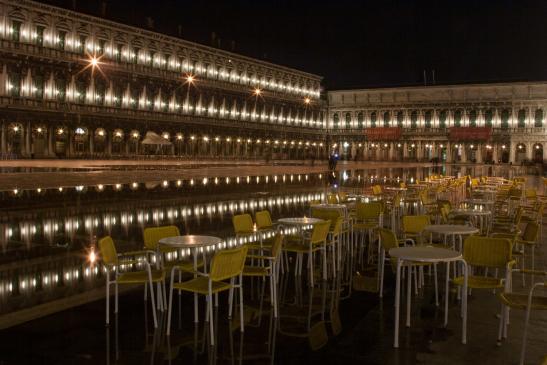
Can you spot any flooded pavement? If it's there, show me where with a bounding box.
[0,161,544,364]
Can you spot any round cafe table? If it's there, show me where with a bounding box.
[449,209,492,235]
[159,235,222,323]
[277,217,325,226]
[424,224,479,251]
[389,246,468,348]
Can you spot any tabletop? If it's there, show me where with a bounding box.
[389,246,462,262]
[158,235,222,248]
[450,209,492,216]
[424,224,480,235]
[277,217,325,225]
[312,204,347,209]
[463,199,494,205]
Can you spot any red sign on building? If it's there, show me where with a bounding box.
[364,127,402,141]
[448,127,492,141]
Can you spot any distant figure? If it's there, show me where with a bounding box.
[329,153,338,171]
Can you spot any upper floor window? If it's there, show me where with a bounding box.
[424,110,432,129]
[333,113,339,128]
[484,109,493,127]
[469,110,477,127]
[396,111,404,127]
[410,110,418,129]
[501,109,510,129]
[370,112,377,128]
[345,112,351,128]
[357,112,364,129]
[454,109,463,127]
[535,109,543,127]
[517,109,526,128]
[439,110,447,129]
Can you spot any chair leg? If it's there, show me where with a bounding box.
[166,270,175,336]
[114,282,119,313]
[434,263,439,306]
[239,274,245,333]
[496,303,505,346]
[379,249,385,298]
[228,277,235,318]
[208,294,214,346]
[148,279,158,328]
[105,274,110,325]
[520,304,533,365]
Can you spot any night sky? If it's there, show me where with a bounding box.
[38,0,547,90]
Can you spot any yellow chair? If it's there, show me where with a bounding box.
[454,236,516,341]
[166,245,248,344]
[497,274,547,365]
[255,210,274,231]
[402,215,430,246]
[353,202,383,266]
[243,234,284,318]
[143,225,200,273]
[377,228,434,299]
[327,193,339,204]
[283,220,330,287]
[99,236,165,327]
[233,213,265,252]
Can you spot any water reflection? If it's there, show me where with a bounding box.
[0,164,515,315]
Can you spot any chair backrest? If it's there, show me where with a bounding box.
[522,221,539,242]
[270,234,284,261]
[378,228,399,251]
[399,182,406,189]
[232,214,254,235]
[372,185,383,196]
[331,217,343,235]
[338,191,348,203]
[355,202,383,220]
[143,225,180,250]
[255,210,273,230]
[463,236,512,269]
[209,245,248,281]
[327,194,339,204]
[402,215,430,235]
[310,221,331,244]
[311,208,341,230]
[99,236,118,266]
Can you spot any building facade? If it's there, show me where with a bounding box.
[0,0,325,159]
[327,83,547,164]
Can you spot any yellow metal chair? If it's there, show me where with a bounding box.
[143,225,200,273]
[233,213,264,251]
[99,236,165,327]
[453,236,516,340]
[497,271,547,365]
[166,245,248,345]
[402,215,430,246]
[243,234,284,318]
[283,220,330,287]
[352,202,383,266]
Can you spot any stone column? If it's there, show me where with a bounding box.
[492,145,498,163]
[48,126,55,157]
[403,142,408,160]
[107,132,112,157]
[460,145,467,163]
[476,144,482,163]
[526,142,533,161]
[0,123,6,155]
[509,141,516,164]
[446,142,452,163]
[388,142,394,161]
[89,131,94,157]
[25,121,31,157]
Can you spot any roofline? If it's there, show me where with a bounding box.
[17,0,323,81]
[327,80,547,93]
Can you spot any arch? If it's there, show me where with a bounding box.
[370,112,377,128]
[517,109,526,128]
[534,109,543,127]
[345,112,351,128]
[484,109,493,127]
[501,109,510,129]
[533,143,543,163]
[383,111,390,127]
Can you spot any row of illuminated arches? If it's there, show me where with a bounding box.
[330,108,545,129]
[0,8,320,99]
[4,66,324,128]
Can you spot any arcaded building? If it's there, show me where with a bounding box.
[0,0,325,159]
[327,83,547,164]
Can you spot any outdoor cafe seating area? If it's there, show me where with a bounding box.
[98,173,547,365]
